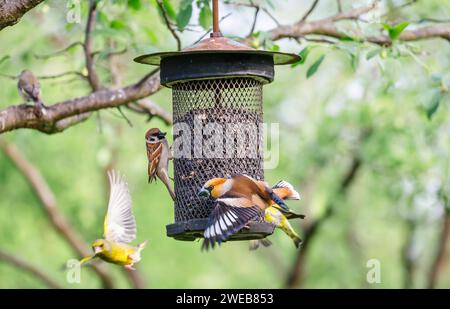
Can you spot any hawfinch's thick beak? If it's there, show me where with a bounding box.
[198,188,210,198]
[93,246,102,255]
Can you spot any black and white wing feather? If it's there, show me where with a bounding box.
[202,197,261,250]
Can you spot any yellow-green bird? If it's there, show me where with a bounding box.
[265,205,303,248]
[79,170,147,270]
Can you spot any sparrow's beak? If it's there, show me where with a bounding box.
[198,187,210,198]
[93,246,102,255]
[157,131,167,139]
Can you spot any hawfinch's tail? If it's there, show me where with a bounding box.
[272,180,300,200]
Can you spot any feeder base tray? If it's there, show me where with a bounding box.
[166,219,275,241]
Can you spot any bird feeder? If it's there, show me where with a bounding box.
[135,0,300,241]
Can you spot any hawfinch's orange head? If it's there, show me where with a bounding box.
[198,178,230,199]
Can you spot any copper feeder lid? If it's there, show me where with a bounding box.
[134,36,301,66]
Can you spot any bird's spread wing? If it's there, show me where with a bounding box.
[104,170,136,244]
[147,142,162,182]
[202,196,261,250]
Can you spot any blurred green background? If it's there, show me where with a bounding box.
[0,0,449,288]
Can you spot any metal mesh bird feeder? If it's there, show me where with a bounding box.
[135,0,300,241]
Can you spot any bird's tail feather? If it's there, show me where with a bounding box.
[138,240,148,253]
[79,256,94,266]
[130,240,148,263]
[293,236,302,248]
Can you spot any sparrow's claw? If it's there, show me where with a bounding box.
[243,224,251,230]
[33,103,45,118]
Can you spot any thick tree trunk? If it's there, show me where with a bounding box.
[0,0,44,30]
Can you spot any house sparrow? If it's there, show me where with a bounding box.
[198,175,296,249]
[145,128,175,201]
[79,170,147,270]
[17,69,45,117]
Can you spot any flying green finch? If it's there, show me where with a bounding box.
[79,170,147,270]
[249,180,304,250]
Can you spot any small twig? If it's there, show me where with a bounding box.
[0,248,62,289]
[84,0,101,91]
[224,0,280,26]
[0,73,16,79]
[34,41,83,60]
[337,0,342,13]
[192,13,232,45]
[38,71,87,81]
[381,0,418,18]
[127,99,173,125]
[303,36,338,44]
[299,0,320,23]
[248,1,260,37]
[92,47,128,60]
[156,0,181,51]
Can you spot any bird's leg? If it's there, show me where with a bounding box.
[33,101,46,118]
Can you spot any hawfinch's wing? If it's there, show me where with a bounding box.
[202,195,262,250]
[146,141,162,182]
[103,170,136,244]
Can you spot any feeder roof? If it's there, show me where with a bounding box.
[134,36,300,66]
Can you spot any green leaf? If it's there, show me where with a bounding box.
[198,3,212,30]
[384,21,409,40]
[426,90,442,119]
[306,55,325,78]
[366,47,381,60]
[110,19,126,30]
[291,46,310,68]
[162,0,177,21]
[177,0,193,31]
[128,0,141,10]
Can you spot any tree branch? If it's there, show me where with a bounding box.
[427,214,450,288]
[156,0,182,51]
[84,0,101,91]
[0,71,161,134]
[0,0,44,30]
[262,1,450,46]
[299,0,320,23]
[127,99,173,125]
[0,140,115,288]
[0,248,62,288]
[284,129,372,288]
